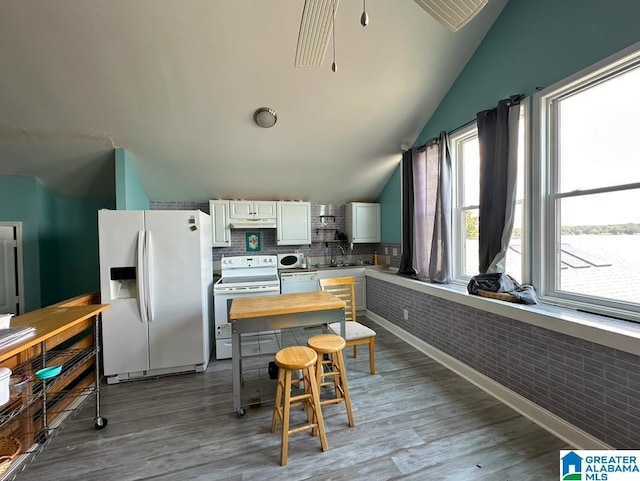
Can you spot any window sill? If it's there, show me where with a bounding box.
[365,269,640,356]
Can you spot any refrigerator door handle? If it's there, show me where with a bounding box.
[137,230,149,324]
[145,230,155,322]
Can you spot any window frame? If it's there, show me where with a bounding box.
[450,103,529,284]
[532,42,640,322]
[450,122,479,282]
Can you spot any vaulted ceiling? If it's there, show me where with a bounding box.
[0,0,507,203]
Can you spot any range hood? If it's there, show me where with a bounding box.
[230,219,277,229]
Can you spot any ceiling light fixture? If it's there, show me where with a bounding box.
[253,108,277,128]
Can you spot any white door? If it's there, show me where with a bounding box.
[98,210,150,376]
[145,211,206,370]
[0,225,19,315]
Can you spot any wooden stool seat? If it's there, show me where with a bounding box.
[307,333,346,354]
[271,346,328,466]
[275,345,317,370]
[307,334,355,427]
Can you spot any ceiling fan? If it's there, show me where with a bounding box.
[294,0,489,69]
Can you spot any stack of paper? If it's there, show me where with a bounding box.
[0,314,13,329]
[0,327,36,350]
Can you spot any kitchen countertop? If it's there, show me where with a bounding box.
[277,264,397,274]
[365,264,400,273]
[313,263,374,270]
[2,304,110,362]
[278,267,318,273]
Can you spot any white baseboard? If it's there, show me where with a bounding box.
[366,310,611,450]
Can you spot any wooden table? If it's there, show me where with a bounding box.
[228,291,346,417]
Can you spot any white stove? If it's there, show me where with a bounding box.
[213,255,281,360]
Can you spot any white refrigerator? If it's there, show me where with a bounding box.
[98,210,213,384]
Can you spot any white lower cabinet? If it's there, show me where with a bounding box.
[315,267,366,311]
[354,275,366,311]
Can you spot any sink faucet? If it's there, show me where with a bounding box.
[331,244,347,266]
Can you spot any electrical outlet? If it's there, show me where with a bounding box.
[385,247,389,255]
[403,309,409,320]
[393,248,398,257]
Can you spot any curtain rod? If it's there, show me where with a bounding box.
[409,94,524,152]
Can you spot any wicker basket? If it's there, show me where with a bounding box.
[0,437,21,475]
[476,288,518,303]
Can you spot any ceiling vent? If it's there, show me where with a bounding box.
[413,0,488,32]
[295,0,340,67]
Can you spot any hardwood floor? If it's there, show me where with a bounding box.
[16,319,568,480]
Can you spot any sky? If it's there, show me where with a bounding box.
[558,66,640,226]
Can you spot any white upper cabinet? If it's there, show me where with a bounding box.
[277,201,311,245]
[229,200,276,219]
[209,200,231,247]
[346,202,380,243]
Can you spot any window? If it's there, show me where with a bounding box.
[534,46,640,320]
[451,109,526,283]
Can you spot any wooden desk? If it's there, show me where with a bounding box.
[228,291,345,417]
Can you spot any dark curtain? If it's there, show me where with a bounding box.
[398,149,416,276]
[477,96,522,274]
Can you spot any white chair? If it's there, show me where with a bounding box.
[319,276,376,375]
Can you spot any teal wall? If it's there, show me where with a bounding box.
[0,174,113,311]
[416,0,640,144]
[36,178,59,307]
[54,196,111,303]
[378,0,640,234]
[115,148,149,210]
[0,176,42,312]
[377,165,401,243]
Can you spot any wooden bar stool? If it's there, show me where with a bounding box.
[270,346,328,466]
[307,334,355,427]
